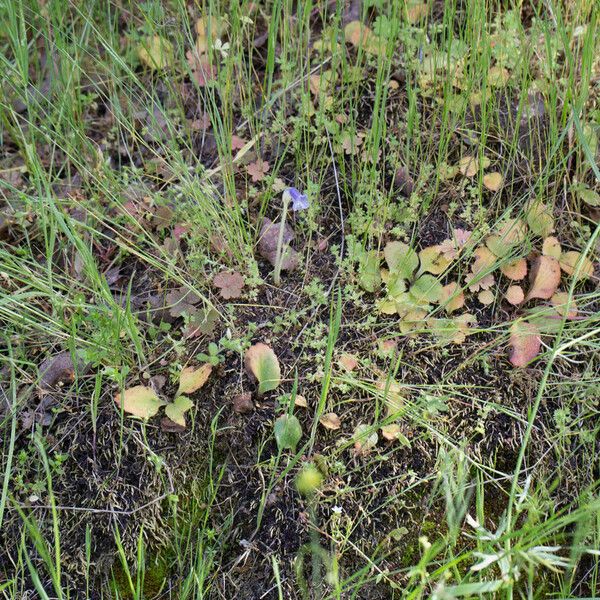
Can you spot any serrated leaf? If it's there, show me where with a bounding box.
[177,364,212,395]
[509,321,541,367]
[440,281,465,313]
[115,385,166,419]
[274,413,302,452]
[500,258,527,280]
[165,395,194,427]
[526,256,561,301]
[410,274,443,303]
[505,285,524,305]
[384,241,419,278]
[245,343,281,394]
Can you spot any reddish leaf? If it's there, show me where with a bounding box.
[258,217,299,271]
[505,285,524,305]
[246,158,270,182]
[213,271,245,299]
[509,321,541,367]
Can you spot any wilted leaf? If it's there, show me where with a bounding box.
[384,241,419,278]
[115,385,166,419]
[376,379,405,416]
[406,2,428,23]
[542,236,562,259]
[559,251,594,280]
[294,394,308,408]
[165,395,194,427]
[505,285,524,305]
[440,281,465,313]
[233,392,254,414]
[274,413,302,452]
[344,21,381,55]
[526,255,561,301]
[399,309,428,334]
[247,158,270,182]
[410,274,443,303]
[458,155,489,177]
[184,308,219,338]
[359,250,381,292]
[526,202,554,237]
[177,364,212,395]
[500,258,527,280]
[509,321,541,367]
[186,50,216,86]
[428,314,475,345]
[213,271,245,299]
[258,217,299,271]
[483,172,503,191]
[550,292,578,319]
[467,271,495,293]
[245,343,281,394]
[419,245,452,274]
[319,412,341,430]
[138,36,174,70]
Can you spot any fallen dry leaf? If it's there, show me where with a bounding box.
[246,158,270,182]
[483,172,503,191]
[233,392,254,414]
[258,217,300,271]
[505,285,524,305]
[478,289,495,305]
[509,321,541,367]
[213,271,245,299]
[458,155,489,177]
[319,412,341,430]
[526,255,561,301]
[381,423,402,442]
[294,394,308,408]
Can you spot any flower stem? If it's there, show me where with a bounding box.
[273,196,290,286]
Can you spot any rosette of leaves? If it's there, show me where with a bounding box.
[379,241,445,334]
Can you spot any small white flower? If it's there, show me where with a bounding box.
[214,38,229,58]
[332,505,342,514]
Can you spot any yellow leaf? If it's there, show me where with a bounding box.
[115,385,165,419]
[137,36,173,70]
[177,364,212,395]
[559,251,594,280]
[483,172,503,191]
[319,412,341,430]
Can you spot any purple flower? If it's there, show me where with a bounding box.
[285,187,310,212]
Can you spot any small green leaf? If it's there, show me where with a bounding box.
[384,241,418,278]
[274,413,302,452]
[410,274,443,303]
[165,395,194,427]
[358,250,381,292]
[573,183,600,207]
[245,343,281,394]
[526,202,554,237]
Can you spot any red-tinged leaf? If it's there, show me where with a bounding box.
[526,255,561,301]
[558,251,594,280]
[177,364,212,395]
[245,343,281,394]
[231,135,246,151]
[500,258,527,280]
[509,321,541,367]
[505,285,524,305]
[246,158,270,182]
[213,271,245,299]
[440,281,465,313]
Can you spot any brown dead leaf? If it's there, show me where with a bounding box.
[294,394,308,408]
[233,392,254,414]
[319,412,341,430]
[339,353,359,372]
[213,271,245,299]
[509,321,541,367]
[526,255,561,301]
[258,217,300,271]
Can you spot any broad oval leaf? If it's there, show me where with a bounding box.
[384,241,418,278]
[505,285,524,305]
[419,245,452,274]
[245,343,281,394]
[115,385,165,419]
[178,364,212,395]
[526,202,554,237]
[440,281,465,313]
[274,413,302,452]
[542,236,561,259]
[509,321,541,367]
[358,250,381,292]
[410,274,443,303]
[500,258,527,280]
[526,256,561,301]
[559,251,594,280]
[319,412,341,430]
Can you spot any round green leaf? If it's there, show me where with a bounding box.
[274,414,302,452]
